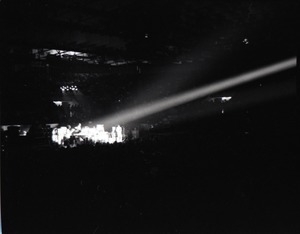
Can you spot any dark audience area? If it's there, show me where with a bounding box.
[2,99,298,233]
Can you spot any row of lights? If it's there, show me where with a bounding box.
[60,85,78,91]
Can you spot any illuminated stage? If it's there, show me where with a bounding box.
[52,124,125,146]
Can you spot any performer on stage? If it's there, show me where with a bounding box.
[116,125,122,143]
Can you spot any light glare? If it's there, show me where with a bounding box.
[96,57,296,126]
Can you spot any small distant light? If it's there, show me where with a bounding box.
[222,109,224,114]
[243,38,249,44]
[218,96,232,103]
[221,96,232,102]
[145,33,149,38]
[118,99,121,102]
[53,101,62,106]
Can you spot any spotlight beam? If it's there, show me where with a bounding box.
[97,57,296,126]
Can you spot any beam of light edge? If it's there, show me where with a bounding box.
[97,57,296,126]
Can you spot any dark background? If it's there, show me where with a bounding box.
[1,0,298,233]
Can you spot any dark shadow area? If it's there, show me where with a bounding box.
[2,97,298,233]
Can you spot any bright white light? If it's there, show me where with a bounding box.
[116,125,123,142]
[65,51,75,56]
[95,57,296,126]
[52,124,124,146]
[20,130,27,136]
[53,101,63,106]
[209,96,232,103]
[221,96,232,102]
[49,49,59,55]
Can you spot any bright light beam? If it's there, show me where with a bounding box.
[97,57,296,126]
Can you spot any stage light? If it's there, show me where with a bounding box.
[94,57,296,127]
[52,124,124,145]
[53,101,62,106]
[221,97,232,102]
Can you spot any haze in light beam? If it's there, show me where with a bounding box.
[96,57,296,126]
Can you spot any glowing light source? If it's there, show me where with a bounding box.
[221,96,232,102]
[243,38,249,44]
[53,101,63,106]
[95,57,296,126]
[52,124,124,146]
[209,96,232,103]
[60,85,78,92]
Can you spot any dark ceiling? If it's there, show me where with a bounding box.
[1,0,298,58]
[0,0,298,125]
